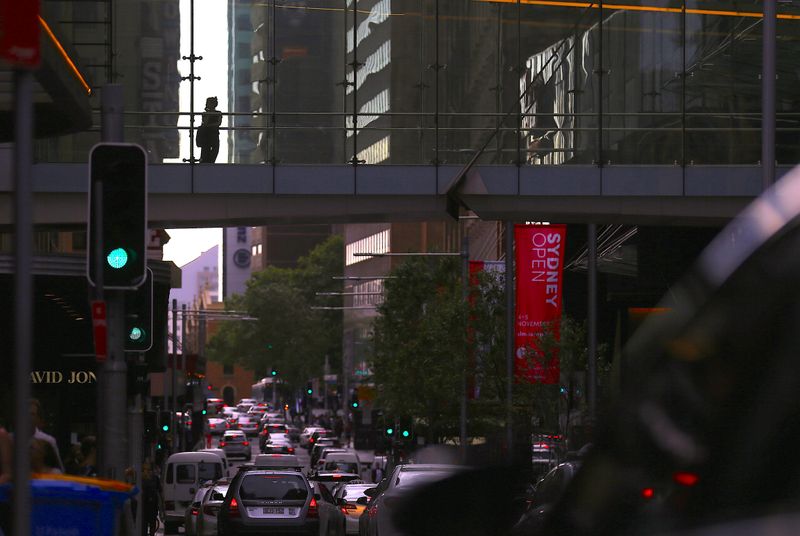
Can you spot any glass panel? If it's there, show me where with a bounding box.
[269,0,346,164]
[685,1,760,164]
[602,1,684,165]
[519,1,598,165]
[438,2,503,165]
[776,7,800,165]
[177,464,196,484]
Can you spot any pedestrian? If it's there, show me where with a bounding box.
[31,438,62,474]
[78,435,98,477]
[141,460,161,536]
[30,399,64,472]
[196,96,222,163]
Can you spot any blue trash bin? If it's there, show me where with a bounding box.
[0,476,137,535]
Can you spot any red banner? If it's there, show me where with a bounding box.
[514,224,566,383]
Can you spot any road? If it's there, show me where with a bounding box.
[155,434,374,535]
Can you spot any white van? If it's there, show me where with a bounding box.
[199,447,232,477]
[161,451,225,534]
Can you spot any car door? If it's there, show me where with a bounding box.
[315,481,343,536]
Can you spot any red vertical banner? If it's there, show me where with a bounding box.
[514,224,567,383]
[0,0,41,67]
[91,300,107,362]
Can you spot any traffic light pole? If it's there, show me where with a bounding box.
[98,85,129,481]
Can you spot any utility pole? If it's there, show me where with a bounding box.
[171,299,178,452]
[460,234,469,462]
[98,85,128,480]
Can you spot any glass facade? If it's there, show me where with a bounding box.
[37,0,800,167]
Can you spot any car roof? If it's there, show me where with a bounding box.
[166,452,224,463]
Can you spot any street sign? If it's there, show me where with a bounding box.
[0,1,40,67]
[91,300,107,362]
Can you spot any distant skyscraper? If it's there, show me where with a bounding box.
[222,227,252,299]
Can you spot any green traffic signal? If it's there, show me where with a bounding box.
[201,409,207,415]
[161,424,169,432]
[402,430,410,438]
[386,427,394,435]
[107,247,129,269]
[128,326,145,341]
[351,401,359,408]
[271,369,278,376]
[306,388,313,395]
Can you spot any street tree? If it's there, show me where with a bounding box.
[207,235,343,392]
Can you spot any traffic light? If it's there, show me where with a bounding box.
[271,368,278,377]
[88,143,147,289]
[402,429,410,438]
[386,427,394,436]
[306,382,313,396]
[125,267,153,352]
[350,389,359,409]
[159,410,170,433]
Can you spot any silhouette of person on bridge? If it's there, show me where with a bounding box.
[197,96,222,163]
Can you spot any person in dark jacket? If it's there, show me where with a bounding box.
[197,96,222,163]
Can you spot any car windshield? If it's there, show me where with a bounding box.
[223,434,244,442]
[239,474,309,501]
[324,461,358,474]
[198,461,222,481]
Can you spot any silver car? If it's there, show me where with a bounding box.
[183,484,212,536]
[197,480,230,536]
[219,431,251,460]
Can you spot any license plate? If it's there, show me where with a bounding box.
[263,507,284,515]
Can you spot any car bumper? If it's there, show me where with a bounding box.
[220,519,319,535]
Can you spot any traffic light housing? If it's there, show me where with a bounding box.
[159,410,171,433]
[271,368,278,377]
[350,389,359,409]
[88,143,147,289]
[125,267,153,352]
[306,382,313,396]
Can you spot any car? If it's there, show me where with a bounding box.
[332,483,372,535]
[253,454,303,472]
[309,480,346,536]
[262,440,295,455]
[217,469,320,536]
[237,415,259,435]
[196,479,231,536]
[219,430,251,461]
[198,448,232,477]
[207,417,227,435]
[161,452,226,534]
[317,451,362,480]
[238,398,258,406]
[184,483,214,536]
[309,471,362,494]
[359,464,463,536]
[512,460,582,535]
[299,427,325,449]
[206,398,225,415]
[310,446,347,470]
[308,430,332,449]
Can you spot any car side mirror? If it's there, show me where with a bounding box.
[356,496,369,505]
[364,487,378,497]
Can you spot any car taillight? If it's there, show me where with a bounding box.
[243,441,249,446]
[219,441,226,447]
[288,447,295,453]
[309,438,315,444]
[225,423,230,429]
[307,497,319,518]
[191,506,199,516]
[341,504,357,516]
[165,501,175,511]
[228,498,241,518]
[641,487,655,500]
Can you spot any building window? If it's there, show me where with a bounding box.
[346,229,390,265]
[223,363,234,376]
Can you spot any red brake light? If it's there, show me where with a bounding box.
[641,487,655,499]
[288,447,295,453]
[229,497,241,518]
[674,472,699,487]
[219,441,226,447]
[243,441,249,446]
[191,507,199,516]
[307,497,319,518]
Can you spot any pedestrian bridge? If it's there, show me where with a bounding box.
[0,158,790,228]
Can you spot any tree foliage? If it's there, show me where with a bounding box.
[207,235,344,390]
[370,256,467,443]
[370,259,609,444]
